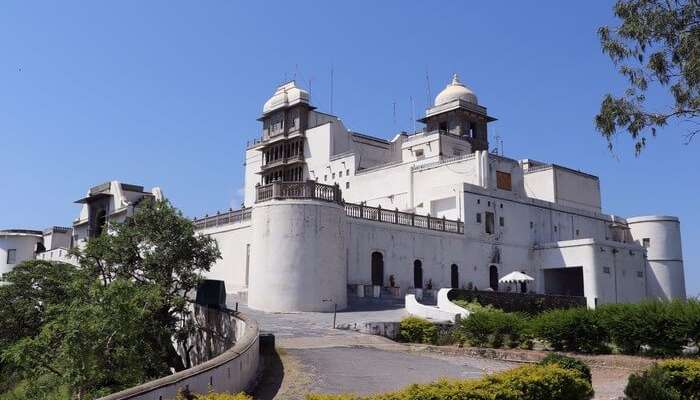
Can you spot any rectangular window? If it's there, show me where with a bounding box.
[642,238,651,248]
[345,182,350,189]
[324,175,328,181]
[476,213,482,223]
[414,149,424,159]
[637,271,643,278]
[485,212,495,234]
[332,172,336,179]
[603,266,611,274]
[7,249,16,264]
[346,169,350,176]
[529,221,534,229]
[576,229,580,236]
[339,171,343,178]
[499,216,505,227]
[496,171,512,191]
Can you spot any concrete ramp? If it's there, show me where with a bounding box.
[405,294,460,323]
[436,288,470,318]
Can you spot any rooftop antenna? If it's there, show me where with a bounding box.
[410,96,416,133]
[425,66,432,108]
[294,63,299,81]
[392,100,397,126]
[329,64,334,114]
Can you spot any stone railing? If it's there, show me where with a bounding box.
[193,208,252,231]
[98,309,259,400]
[255,181,342,204]
[345,203,464,234]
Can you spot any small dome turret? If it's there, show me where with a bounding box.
[263,81,310,114]
[434,74,477,106]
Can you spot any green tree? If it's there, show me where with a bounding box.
[70,198,221,372]
[0,199,221,399]
[596,0,700,154]
[0,261,79,393]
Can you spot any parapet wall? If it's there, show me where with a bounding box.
[98,311,259,400]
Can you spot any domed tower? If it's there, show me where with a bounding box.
[627,216,686,300]
[257,81,314,185]
[418,74,496,152]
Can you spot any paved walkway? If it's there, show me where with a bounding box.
[229,296,631,400]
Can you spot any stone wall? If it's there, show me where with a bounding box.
[98,310,259,400]
[447,289,586,314]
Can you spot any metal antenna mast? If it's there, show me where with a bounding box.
[329,65,334,114]
[425,66,432,108]
[410,96,416,133]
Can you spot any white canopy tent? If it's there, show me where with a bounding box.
[499,271,535,284]
[499,271,535,293]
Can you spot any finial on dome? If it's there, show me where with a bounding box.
[451,73,461,85]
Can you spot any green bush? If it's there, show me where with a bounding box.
[307,363,594,400]
[599,300,693,356]
[530,308,609,353]
[539,353,592,383]
[398,317,438,344]
[625,366,681,400]
[625,359,700,400]
[176,391,253,400]
[459,309,526,348]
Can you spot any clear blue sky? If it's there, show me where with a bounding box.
[1,1,697,295]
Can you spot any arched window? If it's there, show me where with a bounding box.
[371,252,384,286]
[413,260,423,289]
[489,265,499,291]
[451,264,459,289]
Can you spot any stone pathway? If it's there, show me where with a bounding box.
[230,296,635,400]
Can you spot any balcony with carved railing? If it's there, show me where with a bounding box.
[253,181,464,235]
[193,208,252,231]
[345,203,464,234]
[255,181,342,204]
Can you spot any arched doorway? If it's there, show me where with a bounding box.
[371,252,384,286]
[413,260,423,289]
[451,264,459,289]
[489,265,499,291]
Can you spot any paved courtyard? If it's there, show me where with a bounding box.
[228,296,631,400]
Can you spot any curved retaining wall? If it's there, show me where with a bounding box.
[436,288,470,318]
[98,312,259,400]
[405,294,460,322]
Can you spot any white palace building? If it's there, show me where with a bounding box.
[2,74,687,312]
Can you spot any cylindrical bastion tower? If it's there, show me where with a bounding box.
[248,187,348,312]
[627,215,686,300]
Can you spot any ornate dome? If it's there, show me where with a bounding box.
[434,74,477,106]
[263,81,310,114]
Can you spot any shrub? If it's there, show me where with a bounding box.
[398,317,438,344]
[624,359,700,400]
[307,364,593,400]
[597,303,647,354]
[176,392,253,400]
[459,309,527,348]
[530,308,609,353]
[435,325,464,346]
[539,353,592,383]
[624,366,681,400]
[598,300,692,356]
